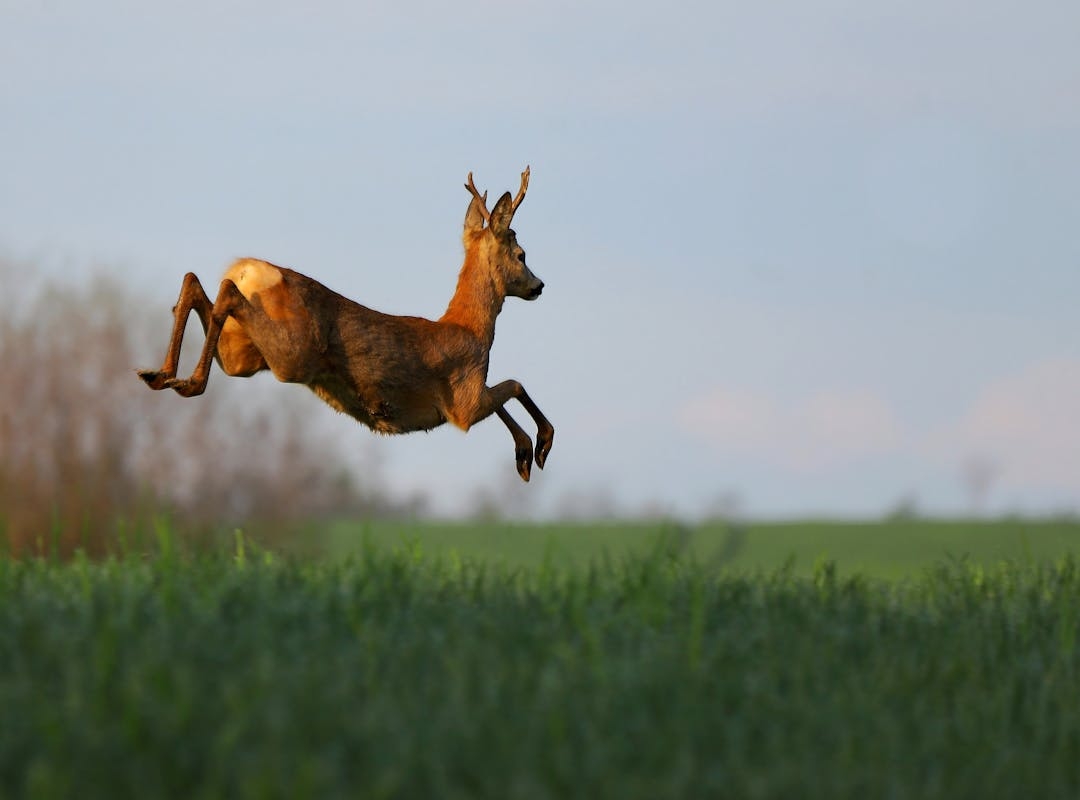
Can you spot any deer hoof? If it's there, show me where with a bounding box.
[535,430,554,470]
[136,369,169,390]
[516,447,533,482]
[163,377,204,398]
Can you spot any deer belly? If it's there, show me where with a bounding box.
[375,400,447,434]
[362,392,448,434]
[309,382,447,434]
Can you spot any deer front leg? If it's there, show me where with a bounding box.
[160,278,251,398]
[509,383,555,470]
[479,379,555,481]
[137,273,213,390]
[496,407,536,482]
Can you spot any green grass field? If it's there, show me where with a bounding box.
[3,519,1080,798]
[321,516,1080,579]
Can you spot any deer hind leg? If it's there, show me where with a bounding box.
[479,379,555,482]
[137,272,213,390]
[158,278,256,398]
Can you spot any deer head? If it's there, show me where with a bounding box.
[464,167,544,301]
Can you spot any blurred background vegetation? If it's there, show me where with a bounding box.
[0,258,432,557]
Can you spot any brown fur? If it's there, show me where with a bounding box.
[137,168,553,481]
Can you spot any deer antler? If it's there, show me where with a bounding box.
[511,165,530,215]
[464,172,491,223]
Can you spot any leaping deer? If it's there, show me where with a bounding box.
[137,167,553,481]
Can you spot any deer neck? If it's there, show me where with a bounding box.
[440,252,505,348]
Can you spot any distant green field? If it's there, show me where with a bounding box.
[320,517,1080,579]
[4,540,1080,798]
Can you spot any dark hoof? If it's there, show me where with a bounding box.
[535,430,554,470]
[137,369,169,390]
[516,447,533,482]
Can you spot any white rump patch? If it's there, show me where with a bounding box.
[223,258,283,301]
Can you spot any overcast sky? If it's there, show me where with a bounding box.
[3,0,1078,518]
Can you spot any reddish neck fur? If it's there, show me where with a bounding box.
[440,239,504,347]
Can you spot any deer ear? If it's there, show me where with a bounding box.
[489,192,514,235]
[464,192,487,232]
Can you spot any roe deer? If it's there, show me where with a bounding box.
[137,167,553,481]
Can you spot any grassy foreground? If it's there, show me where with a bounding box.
[3,535,1080,799]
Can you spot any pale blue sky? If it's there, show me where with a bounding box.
[3,1,1078,517]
